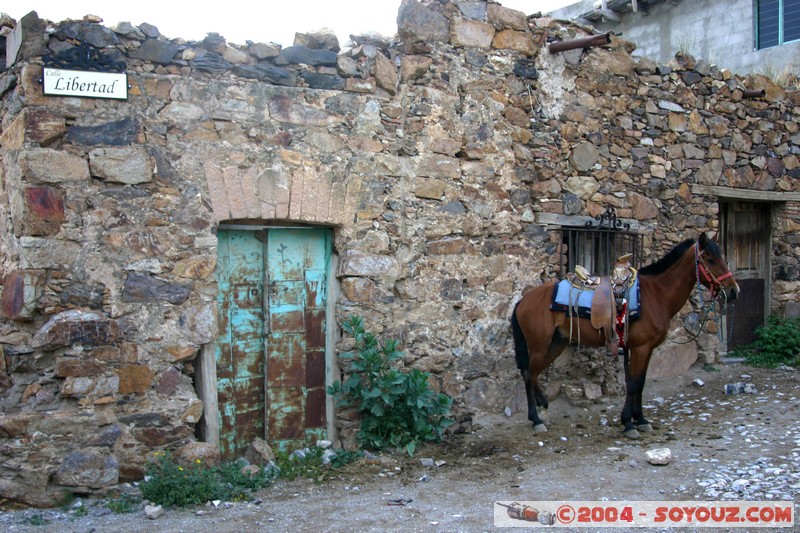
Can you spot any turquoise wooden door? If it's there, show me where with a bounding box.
[215,227,330,459]
[266,228,330,450]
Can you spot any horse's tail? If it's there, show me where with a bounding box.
[511,301,529,371]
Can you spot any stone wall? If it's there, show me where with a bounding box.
[0,0,799,507]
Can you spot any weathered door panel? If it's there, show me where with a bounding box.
[266,333,306,387]
[214,230,266,460]
[729,278,766,347]
[306,347,326,388]
[266,228,330,449]
[305,388,327,428]
[722,202,771,349]
[267,386,306,440]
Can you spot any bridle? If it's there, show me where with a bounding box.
[672,242,733,345]
[695,242,733,298]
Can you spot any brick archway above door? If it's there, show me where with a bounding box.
[201,158,362,226]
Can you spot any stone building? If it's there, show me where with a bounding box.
[1,0,799,507]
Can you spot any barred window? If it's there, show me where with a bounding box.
[560,207,642,276]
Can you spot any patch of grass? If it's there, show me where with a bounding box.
[273,446,326,482]
[71,504,88,517]
[107,493,141,514]
[140,452,274,508]
[756,62,799,88]
[731,315,800,368]
[272,444,361,481]
[674,33,696,55]
[217,460,274,501]
[139,445,360,508]
[329,448,363,468]
[24,514,49,526]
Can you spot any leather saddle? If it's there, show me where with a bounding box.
[567,254,637,355]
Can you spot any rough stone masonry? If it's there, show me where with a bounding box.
[0,0,799,507]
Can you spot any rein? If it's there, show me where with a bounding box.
[672,243,730,344]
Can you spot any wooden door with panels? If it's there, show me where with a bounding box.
[213,227,331,459]
[721,202,771,348]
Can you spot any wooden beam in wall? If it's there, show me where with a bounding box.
[692,185,800,202]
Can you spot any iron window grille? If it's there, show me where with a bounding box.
[560,207,642,276]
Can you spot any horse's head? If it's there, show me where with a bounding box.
[696,232,740,302]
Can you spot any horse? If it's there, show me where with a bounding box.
[511,233,740,438]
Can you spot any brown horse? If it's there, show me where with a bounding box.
[511,233,740,438]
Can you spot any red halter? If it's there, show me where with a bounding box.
[695,243,733,297]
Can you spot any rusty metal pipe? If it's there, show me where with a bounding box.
[548,32,612,54]
[742,89,765,99]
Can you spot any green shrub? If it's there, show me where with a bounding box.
[327,315,454,456]
[140,452,274,507]
[732,315,800,368]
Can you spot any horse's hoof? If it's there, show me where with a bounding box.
[533,423,548,433]
[623,428,640,439]
[540,409,549,424]
[636,423,653,433]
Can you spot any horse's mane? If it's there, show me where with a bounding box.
[638,238,696,276]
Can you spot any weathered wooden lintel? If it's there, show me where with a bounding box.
[535,212,654,233]
[692,185,800,202]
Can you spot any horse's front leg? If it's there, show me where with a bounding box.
[632,373,653,433]
[620,348,642,439]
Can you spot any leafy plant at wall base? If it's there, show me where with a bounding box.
[327,315,454,456]
[731,315,800,368]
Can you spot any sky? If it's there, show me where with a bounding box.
[9,1,577,47]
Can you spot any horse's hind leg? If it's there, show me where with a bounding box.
[520,368,547,431]
[514,303,550,432]
[526,330,570,432]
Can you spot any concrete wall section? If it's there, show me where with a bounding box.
[550,0,800,76]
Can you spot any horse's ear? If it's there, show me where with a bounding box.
[699,232,708,247]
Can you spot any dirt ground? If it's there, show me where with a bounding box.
[3,360,799,532]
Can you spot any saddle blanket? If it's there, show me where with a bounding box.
[550,278,640,321]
